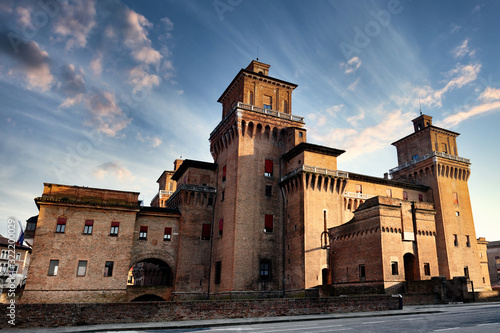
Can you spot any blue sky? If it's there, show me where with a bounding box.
[1,0,500,241]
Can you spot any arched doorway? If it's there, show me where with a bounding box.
[128,258,173,287]
[403,253,418,282]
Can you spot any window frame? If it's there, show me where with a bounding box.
[48,259,59,276]
[139,226,148,240]
[110,221,119,236]
[391,261,399,275]
[164,227,172,241]
[264,214,273,233]
[424,263,431,276]
[83,220,94,235]
[201,223,211,240]
[104,261,114,277]
[264,159,274,177]
[56,217,67,233]
[77,260,87,277]
[259,259,271,282]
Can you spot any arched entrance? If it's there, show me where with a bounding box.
[128,258,173,287]
[403,253,418,282]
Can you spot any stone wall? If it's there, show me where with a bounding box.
[1,295,400,329]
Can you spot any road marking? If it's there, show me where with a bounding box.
[360,320,387,325]
[433,328,460,331]
[477,323,498,326]
[259,324,345,333]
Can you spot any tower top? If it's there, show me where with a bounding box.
[412,114,433,132]
[245,60,270,76]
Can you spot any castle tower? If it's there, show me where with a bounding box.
[208,60,305,295]
[390,114,485,289]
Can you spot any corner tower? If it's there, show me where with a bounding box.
[390,114,485,289]
[209,60,305,295]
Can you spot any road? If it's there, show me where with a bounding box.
[134,303,500,333]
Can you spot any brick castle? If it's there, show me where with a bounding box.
[22,60,490,303]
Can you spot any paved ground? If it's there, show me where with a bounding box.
[5,302,500,333]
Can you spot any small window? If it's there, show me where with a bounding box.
[299,132,303,138]
[453,192,459,205]
[454,234,458,246]
[16,253,21,260]
[403,191,408,201]
[215,261,222,285]
[265,159,273,177]
[418,194,423,202]
[260,259,271,282]
[464,266,469,279]
[27,222,36,231]
[139,226,148,240]
[264,214,273,233]
[412,154,419,160]
[110,222,119,236]
[456,211,460,217]
[466,235,470,247]
[356,184,362,194]
[104,261,114,277]
[48,260,59,276]
[208,197,214,206]
[221,191,225,202]
[218,219,223,236]
[442,143,448,153]
[56,218,66,233]
[83,220,93,235]
[391,261,399,275]
[222,165,226,182]
[359,264,366,280]
[164,227,172,241]
[386,189,392,198]
[77,260,87,276]
[265,185,272,196]
[0,250,7,259]
[424,263,430,276]
[201,223,211,240]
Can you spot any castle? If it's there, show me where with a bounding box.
[22,60,490,303]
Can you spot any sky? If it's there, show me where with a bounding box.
[1,0,500,241]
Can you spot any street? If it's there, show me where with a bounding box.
[131,303,500,333]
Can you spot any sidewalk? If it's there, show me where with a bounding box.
[6,302,500,333]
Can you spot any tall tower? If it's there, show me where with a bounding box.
[209,60,305,295]
[390,114,485,289]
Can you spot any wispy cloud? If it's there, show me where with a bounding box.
[84,90,131,137]
[340,56,362,74]
[452,39,475,58]
[53,1,97,50]
[94,162,135,182]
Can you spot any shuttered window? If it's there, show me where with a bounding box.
[201,223,211,240]
[265,160,273,177]
[265,214,273,233]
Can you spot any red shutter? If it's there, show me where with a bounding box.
[57,218,66,225]
[265,214,273,230]
[265,160,273,173]
[164,227,172,235]
[111,221,120,227]
[202,223,211,239]
[219,219,223,233]
[223,166,226,177]
[140,226,148,232]
[85,220,94,226]
[418,194,423,202]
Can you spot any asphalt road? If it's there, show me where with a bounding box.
[139,303,500,333]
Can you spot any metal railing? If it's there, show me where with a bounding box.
[281,165,349,182]
[343,191,376,200]
[234,102,305,123]
[389,151,470,174]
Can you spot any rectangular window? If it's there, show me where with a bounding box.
[164,227,172,241]
[391,261,399,275]
[359,264,366,280]
[83,220,93,235]
[424,263,431,276]
[77,260,87,276]
[265,185,272,196]
[464,266,469,279]
[418,194,423,202]
[456,211,460,217]
[48,260,59,276]
[139,226,148,240]
[221,190,225,201]
[218,219,223,236]
[412,154,419,160]
[201,223,211,240]
[215,261,222,285]
[16,253,21,260]
[208,197,213,206]
[264,214,273,233]
[260,259,271,282]
[104,261,114,277]
[356,184,362,194]
[453,192,459,205]
[1,250,8,259]
[56,218,66,233]
[386,189,392,198]
[263,95,272,109]
[222,165,226,182]
[264,159,273,177]
[403,191,408,201]
[466,235,470,247]
[454,234,458,246]
[110,221,119,236]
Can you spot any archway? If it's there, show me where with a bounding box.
[403,253,418,282]
[128,258,173,287]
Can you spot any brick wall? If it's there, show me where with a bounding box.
[1,295,400,329]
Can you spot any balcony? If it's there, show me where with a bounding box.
[389,151,470,174]
[343,191,376,200]
[159,190,174,198]
[281,165,349,182]
[234,102,305,123]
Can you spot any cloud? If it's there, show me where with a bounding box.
[159,17,174,41]
[440,87,500,128]
[122,8,161,66]
[472,4,484,13]
[452,39,475,58]
[415,63,481,108]
[84,90,131,137]
[94,162,135,182]
[136,133,162,147]
[325,104,344,116]
[53,1,97,50]
[90,53,103,75]
[347,77,360,91]
[340,56,362,74]
[346,110,365,126]
[129,66,160,92]
[0,32,54,91]
[58,64,86,107]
